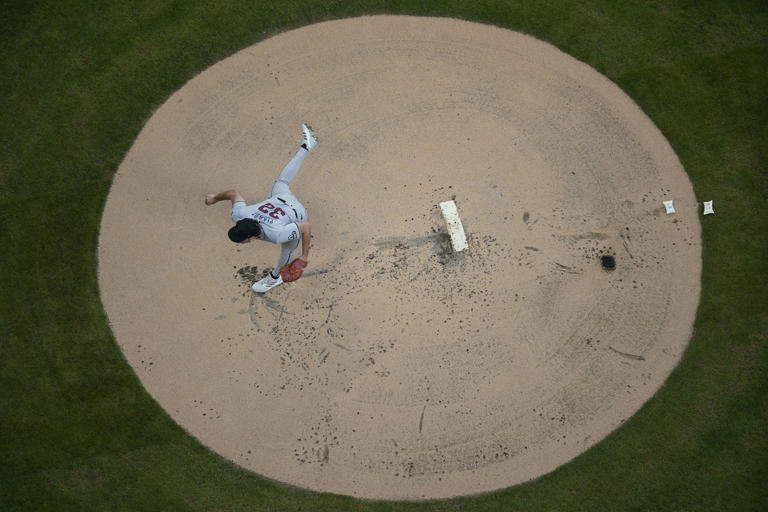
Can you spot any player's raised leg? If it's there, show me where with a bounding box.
[270,124,318,196]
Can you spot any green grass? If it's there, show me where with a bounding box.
[2,0,767,510]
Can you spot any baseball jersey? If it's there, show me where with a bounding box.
[231,199,300,245]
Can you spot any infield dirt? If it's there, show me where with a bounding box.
[99,16,701,500]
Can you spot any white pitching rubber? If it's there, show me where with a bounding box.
[439,200,468,252]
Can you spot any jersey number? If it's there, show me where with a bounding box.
[258,203,286,220]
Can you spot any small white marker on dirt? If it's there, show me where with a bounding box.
[439,200,468,252]
[663,200,675,214]
[703,200,714,215]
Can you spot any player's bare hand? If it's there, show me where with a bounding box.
[204,194,216,206]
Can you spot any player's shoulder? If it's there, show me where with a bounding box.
[230,200,250,221]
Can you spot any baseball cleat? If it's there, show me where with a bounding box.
[251,273,283,293]
[301,123,318,151]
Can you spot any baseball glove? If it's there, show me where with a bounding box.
[280,258,307,282]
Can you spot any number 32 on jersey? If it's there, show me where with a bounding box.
[258,202,286,220]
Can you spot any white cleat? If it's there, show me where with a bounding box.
[251,273,283,293]
[301,123,318,151]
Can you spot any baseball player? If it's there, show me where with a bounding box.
[205,124,318,292]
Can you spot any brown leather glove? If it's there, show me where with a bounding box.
[280,258,307,282]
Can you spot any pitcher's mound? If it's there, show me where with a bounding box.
[99,16,701,500]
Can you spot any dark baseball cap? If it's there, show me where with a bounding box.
[228,219,261,243]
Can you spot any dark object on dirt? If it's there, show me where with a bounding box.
[601,255,616,271]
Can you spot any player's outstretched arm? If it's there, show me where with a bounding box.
[204,189,245,206]
[297,221,311,262]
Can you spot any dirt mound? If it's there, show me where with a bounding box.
[99,16,701,500]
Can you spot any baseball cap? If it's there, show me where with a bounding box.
[228,219,261,243]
